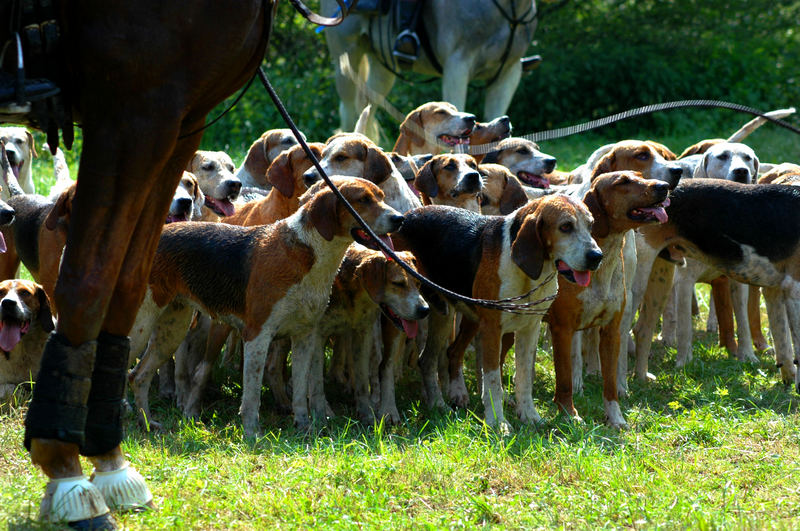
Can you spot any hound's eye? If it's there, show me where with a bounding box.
[334,154,348,163]
[559,222,573,233]
[634,152,650,161]
[434,109,447,115]
[516,147,530,155]
[201,162,215,171]
[226,164,234,172]
[392,280,406,288]
[444,162,457,171]
[14,138,24,145]
[359,196,371,204]
[743,154,752,162]
[281,138,294,145]
[717,152,730,161]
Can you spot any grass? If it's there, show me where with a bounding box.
[2,296,800,529]
[2,116,800,529]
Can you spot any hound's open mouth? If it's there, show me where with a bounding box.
[205,196,235,217]
[556,260,592,287]
[438,134,470,147]
[165,212,191,224]
[0,318,30,354]
[380,304,418,338]
[628,197,670,223]
[11,161,22,181]
[352,229,394,254]
[518,171,550,189]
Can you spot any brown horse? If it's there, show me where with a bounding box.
[0,0,345,527]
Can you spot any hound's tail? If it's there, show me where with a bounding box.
[727,107,796,142]
[45,142,73,200]
[354,104,374,136]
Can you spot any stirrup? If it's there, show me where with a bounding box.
[392,29,420,63]
[0,33,59,107]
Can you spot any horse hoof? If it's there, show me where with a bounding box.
[39,475,111,526]
[91,463,154,512]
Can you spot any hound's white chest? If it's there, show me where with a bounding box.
[497,252,558,333]
[264,233,350,337]
[577,247,625,329]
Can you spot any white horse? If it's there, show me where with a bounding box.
[322,0,538,137]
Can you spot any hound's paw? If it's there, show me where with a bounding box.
[447,379,470,409]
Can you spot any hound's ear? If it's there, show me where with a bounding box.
[401,110,426,147]
[582,188,609,238]
[26,131,37,158]
[244,135,271,181]
[482,150,500,164]
[357,255,386,302]
[499,174,528,215]
[511,213,546,279]
[186,152,200,172]
[266,151,295,197]
[591,151,616,180]
[44,186,74,231]
[695,152,711,179]
[307,190,339,241]
[365,147,393,184]
[190,175,205,219]
[752,154,759,180]
[36,287,55,333]
[414,160,438,199]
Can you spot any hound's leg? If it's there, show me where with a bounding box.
[129,302,194,430]
[763,287,795,385]
[748,285,770,351]
[514,321,542,424]
[633,258,674,379]
[730,281,757,362]
[241,332,273,438]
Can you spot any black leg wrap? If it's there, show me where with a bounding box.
[81,332,131,457]
[24,332,97,450]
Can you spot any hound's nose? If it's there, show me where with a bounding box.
[463,114,477,129]
[303,169,320,188]
[174,197,193,213]
[497,116,511,128]
[415,304,430,320]
[463,171,482,191]
[388,214,405,231]
[1,298,16,312]
[585,249,603,270]
[731,167,750,183]
[0,206,14,226]
[543,157,557,174]
[223,179,242,198]
[654,181,671,196]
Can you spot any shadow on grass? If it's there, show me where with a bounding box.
[118,320,799,461]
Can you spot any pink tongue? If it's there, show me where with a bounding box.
[211,198,235,217]
[641,206,668,223]
[0,232,6,253]
[401,319,418,339]
[0,322,22,352]
[573,270,592,287]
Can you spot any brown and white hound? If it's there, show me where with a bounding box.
[141,177,403,436]
[545,171,670,428]
[392,101,477,156]
[394,194,602,430]
[234,128,302,191]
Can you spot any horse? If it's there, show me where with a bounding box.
[321,0,538,136]
[0,0,346,527]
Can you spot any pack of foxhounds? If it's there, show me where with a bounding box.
[1,103,799,438]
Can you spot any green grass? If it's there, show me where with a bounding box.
[3,115,800,529]
[2,324,799,529]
